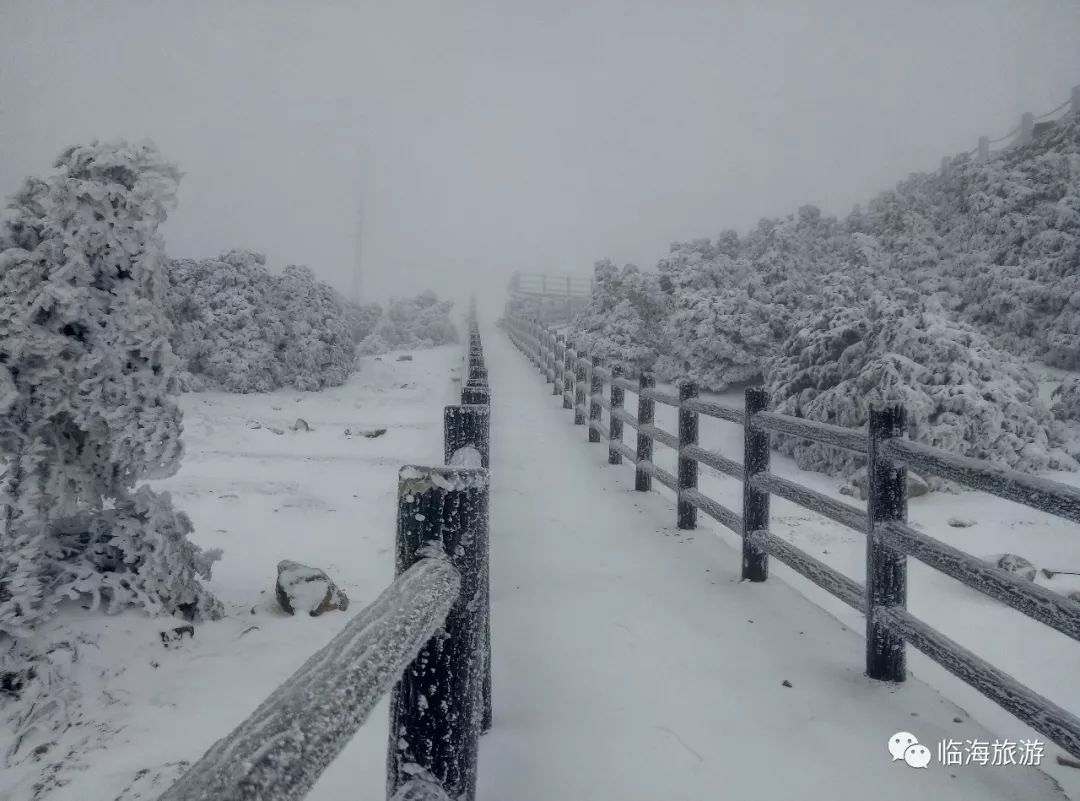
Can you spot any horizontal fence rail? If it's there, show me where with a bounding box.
[503,312,1080,761]
[165,306,493,801]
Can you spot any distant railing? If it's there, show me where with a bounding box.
[504,313,1080,762]
[161,308,493,801]
[941,83,1079,171]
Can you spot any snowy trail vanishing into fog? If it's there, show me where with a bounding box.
[476,324,1066,801]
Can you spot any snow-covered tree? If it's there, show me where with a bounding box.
[274,264,355,391]
[767,295,1075,483]
[1053,379,1080,422]
[569,260,668,375]
[166,253,357,392]
[358,292,458,354]
[0,140,221,649]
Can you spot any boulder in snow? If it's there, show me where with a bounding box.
[275,560,350,617]
[397,354,414,362]
[995,553,1037,582]
[844,466,929,500]
[947,517,975,528]
[292,418,311,432]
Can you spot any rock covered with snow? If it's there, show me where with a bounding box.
[275,561,350,617]
[842,466,929,500]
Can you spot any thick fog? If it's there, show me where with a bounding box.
[2,1,1079,311]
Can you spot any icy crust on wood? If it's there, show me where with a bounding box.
[638,387,681,407]
[681,444,745,481]
[637,423,679,451]
[883,437,1080,523]
[399,465,489,494]
[637,460,678,492]
[879,605,1080,760]
[159,558,460,801]
[680,397,744,425]
[751,411,867,454]
[751,472,865,532]
[390,779,453,801]
[609,440,637,464]
[389,472,488,801]
[610,407,639,429]
[745,529,865,611]
[682,488,742,534]
[881,521,1080,641]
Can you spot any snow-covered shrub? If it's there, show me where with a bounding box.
[1053,379,1080,421]
[767,295,1075,483]
[166,253,356,392]
[569,260,669,375]
[0,140,221,647]
[358,292,457,354]
[167,251,285,392]
[344,301,383,343]
[274,265,355,391]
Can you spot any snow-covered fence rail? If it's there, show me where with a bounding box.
[162,312,492,801]
[504,313,1080,761]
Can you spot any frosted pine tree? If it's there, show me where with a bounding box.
[274,264,355,391]
[0,141,221,653]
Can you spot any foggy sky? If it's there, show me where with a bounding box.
[2,1,1079,313]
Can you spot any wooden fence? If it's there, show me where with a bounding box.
[161,309,492,801]
[504,312,1080,761]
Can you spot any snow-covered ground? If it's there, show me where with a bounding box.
[4,330,1077,801]
[0,346,461,801]
[487,325,1068,800]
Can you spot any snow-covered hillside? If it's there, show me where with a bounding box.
[0,347,460,801]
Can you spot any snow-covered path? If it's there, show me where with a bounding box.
[477,326,1065,801]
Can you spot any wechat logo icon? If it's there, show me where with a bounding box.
[889,731,931,769]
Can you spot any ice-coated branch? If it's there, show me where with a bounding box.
[158,558,460,801]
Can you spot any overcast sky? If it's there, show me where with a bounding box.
[2,1,1079,312]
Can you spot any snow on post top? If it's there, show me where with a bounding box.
[399,465,489,493]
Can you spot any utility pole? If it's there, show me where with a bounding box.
[353,211,363,304]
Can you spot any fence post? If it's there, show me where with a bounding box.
[445,405,490,469]
[388,466,488,801]
[742,388,770,581]
[608,365,624,464]
[442,406,492,734]
[1019,111,1034,144]
[636,374,655,491]
[574,352,587,425]
[543,327,553,385]
[563,340,575,410]
[865,402,908,683]
[677,381,698,529]
[589,356,603,443]
[462,385,490,405]
[554,334,565,396]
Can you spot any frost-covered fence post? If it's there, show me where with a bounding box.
[442,405,492,733]
[608,365,625,465]
[445,406,490,469]
[388,466,488,801]
[636,373,655,491]
[865,402,908,683]
[554,334,565,396]
[563,340,575,410]
[574,351,587,425]
[589,356,603,443]
[677,381,699,529]
[1018,112,1034,145]
[462,385,490,406]
[742,387,770,582]
[543,327,554,385]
